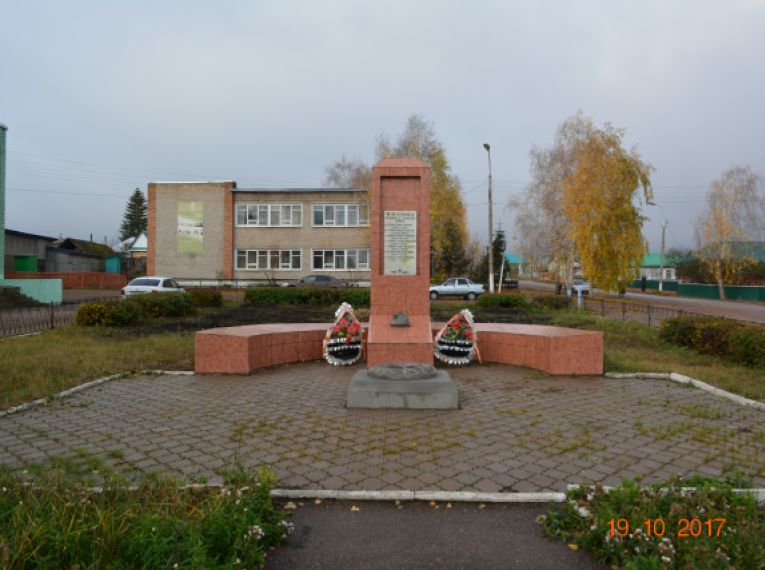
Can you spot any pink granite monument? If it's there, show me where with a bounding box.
[366,158,434,367]
[194,157,604,381]
[346,158,458,409]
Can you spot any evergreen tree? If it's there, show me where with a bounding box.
[119,188,147,241]
[491,229,506,284]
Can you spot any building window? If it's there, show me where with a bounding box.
[312,248,370,270]
[235,204,303,227]
[312,204,369,227]
[236,249,301,270]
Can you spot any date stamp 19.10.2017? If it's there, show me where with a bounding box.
[608,518,727,539]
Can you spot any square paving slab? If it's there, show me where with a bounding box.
[1,363,763,492]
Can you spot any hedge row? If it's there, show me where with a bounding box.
[188,289,224,308]
[476,294,531,310]
[475,293,570,311]
[530,295,569,310]
[75,293,197,326]
[244,287,370,307]
[659,316,765,368]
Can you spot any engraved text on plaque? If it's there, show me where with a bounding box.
[383,211,417,276]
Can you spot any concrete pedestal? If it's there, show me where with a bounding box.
[347,368,458,410]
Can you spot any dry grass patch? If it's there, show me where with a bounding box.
[0,326,194,409]
[548,313,765,402]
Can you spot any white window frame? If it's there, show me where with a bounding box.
[235,249,302,271]
[311,248,370,271]
[235,203,303,227]
[311,203,370,227]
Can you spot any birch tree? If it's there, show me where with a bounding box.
[696,166,764,298]
[508,113,595,289]
[323,155,371,190]
[378,114,469,280]
[562,126,653,291]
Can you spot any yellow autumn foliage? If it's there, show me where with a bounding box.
[562,126,653,291]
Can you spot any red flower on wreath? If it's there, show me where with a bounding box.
[329,311,362,343]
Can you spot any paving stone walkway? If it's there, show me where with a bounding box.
[1,363,764,491]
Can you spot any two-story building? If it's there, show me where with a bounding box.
[147,181,371,283]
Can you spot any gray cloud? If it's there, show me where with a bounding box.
[2,0,763,251]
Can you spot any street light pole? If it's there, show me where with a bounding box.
[483,143,494,293]
[658,218,667,293]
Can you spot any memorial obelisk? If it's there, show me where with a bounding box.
[347,157,457,409]
[366,158,434,366]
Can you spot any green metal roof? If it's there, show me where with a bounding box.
[641,253,665,267]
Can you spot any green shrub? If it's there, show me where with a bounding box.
[728,325,765,368]
[476,293,531,310]
[74,302,111,326]
[75,294,195,327]
[338,288,371,308]
[244,287,370,307]
[691,318,739,356]
[102,300,143,326]
[660,316,765,368]
[189,289,224,308]
[658,316,699,348]
[128,292,195,318]
[531,295,568,310]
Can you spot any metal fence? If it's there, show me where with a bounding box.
[572,295,736,328]
[0,299,113,339]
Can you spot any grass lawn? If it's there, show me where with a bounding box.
[1,301,763,411]
[0,459,288,568]
[0,327,194,409]
[549,311,765,402]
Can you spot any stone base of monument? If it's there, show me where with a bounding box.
[346,363,458,410]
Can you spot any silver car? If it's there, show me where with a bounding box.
[571,279,590,295]
[122,276,185,296]
[429,277,485,300]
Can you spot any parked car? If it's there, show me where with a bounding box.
[429,277,485,300]
[281,274,349,288]
[503,278,519,289]
[122,276,185,296]
[571,278,590,295]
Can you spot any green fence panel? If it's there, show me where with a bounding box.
[677,283,765,300]
[631,279,679,291]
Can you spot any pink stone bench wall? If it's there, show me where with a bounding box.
[195,323,603,375]
[473,324,603,375]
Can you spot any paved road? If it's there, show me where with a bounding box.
[519,280,765,324]
[267,501,604,569]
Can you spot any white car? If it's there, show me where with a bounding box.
[571,279,590,295]
[122,276,185,296]
[429,277,485,300]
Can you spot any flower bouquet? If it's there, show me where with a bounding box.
[434,309,479,365]
[324,302,364,366]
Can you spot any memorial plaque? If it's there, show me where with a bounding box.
[383,210,417,275]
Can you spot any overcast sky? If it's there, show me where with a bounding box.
[2,0,764,252]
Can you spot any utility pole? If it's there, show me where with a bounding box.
[658,219,667,293]
[483,143,494,293]
[0,123,6,281]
